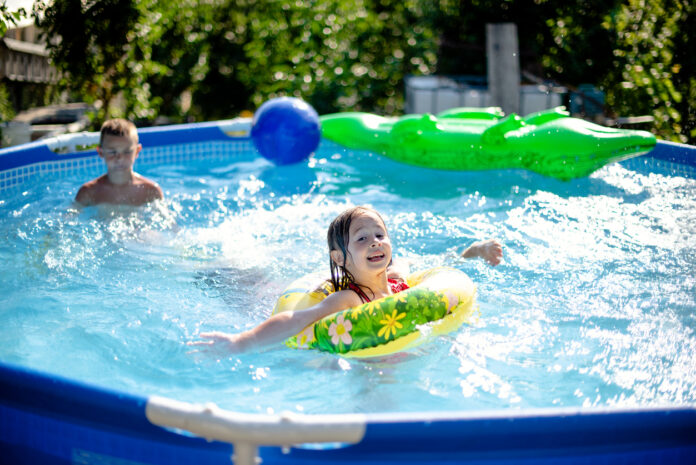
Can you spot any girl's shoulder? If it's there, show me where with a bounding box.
[300,288,364,322]
[325,287,364,309]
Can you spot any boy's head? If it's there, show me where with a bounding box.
[99,118,138,147]
[97,119,142,176]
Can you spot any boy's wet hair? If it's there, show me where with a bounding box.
[327,205,387,293]
[99,118,138,146]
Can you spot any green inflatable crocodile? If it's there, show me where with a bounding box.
[319,107,656,180]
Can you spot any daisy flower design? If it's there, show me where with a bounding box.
[328,314,353,346]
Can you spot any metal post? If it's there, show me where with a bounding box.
[145,396,367,465]
[486,23,520,115]
[231,442,259,465]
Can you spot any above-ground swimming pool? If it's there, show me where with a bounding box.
[1,118,695,464]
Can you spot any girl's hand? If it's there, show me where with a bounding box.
[461,239,503,266]
[187,331,245,354]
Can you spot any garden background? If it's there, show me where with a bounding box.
[1,0,693,144]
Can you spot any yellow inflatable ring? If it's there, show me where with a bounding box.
[271,267,477,358]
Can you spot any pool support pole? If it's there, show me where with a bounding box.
[145,396,367,465]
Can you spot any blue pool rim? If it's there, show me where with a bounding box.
[1,120,696,464]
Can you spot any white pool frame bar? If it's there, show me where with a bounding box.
[1,120,695,464]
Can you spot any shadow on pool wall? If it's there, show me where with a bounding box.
[314,142,695,206]
[1,120,695,465]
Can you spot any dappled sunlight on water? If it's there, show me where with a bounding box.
[0,147,694,414]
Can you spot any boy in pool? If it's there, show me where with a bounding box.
[75,118,163,206]
[190,206,502,354]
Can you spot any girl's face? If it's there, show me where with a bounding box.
[331,210,392,279]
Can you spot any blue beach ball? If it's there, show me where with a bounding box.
[250,97,321,165]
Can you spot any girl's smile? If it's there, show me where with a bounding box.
[367,251,387,262]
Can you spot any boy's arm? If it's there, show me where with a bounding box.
[190,291,359,353]
[74,184,94,206]
[461,239,503,266]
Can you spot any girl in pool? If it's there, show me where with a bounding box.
[190,205,502,353]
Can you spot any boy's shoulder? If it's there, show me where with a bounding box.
[75,174,163,206]
[133,174,164,200]
[133,173,161,188]
[75,175,109,206]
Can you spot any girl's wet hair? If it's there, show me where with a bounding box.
[327,205,387,292]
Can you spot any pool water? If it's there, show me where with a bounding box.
[0,143,695,415]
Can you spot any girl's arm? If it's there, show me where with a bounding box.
[189,290,360,354]
[461,239,503,266]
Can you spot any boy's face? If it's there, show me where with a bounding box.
[98,133,141,174]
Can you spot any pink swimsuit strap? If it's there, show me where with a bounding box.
[347,279,410,303]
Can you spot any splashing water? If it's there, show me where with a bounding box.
[0,145,694,415]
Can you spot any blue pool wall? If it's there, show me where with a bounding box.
[2,361,696,465]
[1,119,696,193]
[1,120,696,464]
[0,119,254,193]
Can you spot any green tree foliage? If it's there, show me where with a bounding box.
[33,0,435,123]
[1,2,26,37]
[232,0,436,115]
[33,0,140,123]
[0,82,15,121]
[602,0,694,143]
[31,0,694,143]
[431,0,621,83]
[118,0,213,122]
[121,0,436,121]
[432,0,693,143]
